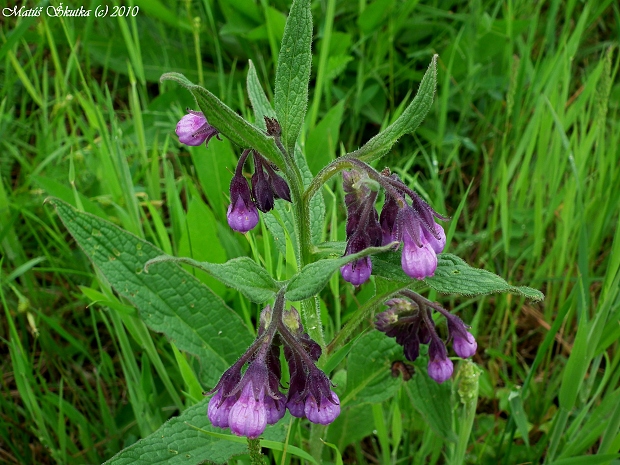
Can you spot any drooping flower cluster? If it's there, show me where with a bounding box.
[340,166,447,286]
[175,109,221,147]
[207,305,339,438]
[282,308,341,424]
[375,292,476,383]
[227,150,291,233]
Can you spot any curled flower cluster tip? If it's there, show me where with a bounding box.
[375,291,477,384]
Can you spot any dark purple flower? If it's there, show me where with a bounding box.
[251,152,291,212]
[340,170,383,286]
[376,299,424,362]
[376,293,472,383]
[227,151,259,233]
[176,110,221,147]
[264,396,286,425]
[380,192,400,245]
[251,169,275,213]
[427,337,453,383]
[281,310,340,425]
[263,161,292,202]
[375,172,447,280]
[285,389,306,418]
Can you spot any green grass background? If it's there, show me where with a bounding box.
[1,0,619,463]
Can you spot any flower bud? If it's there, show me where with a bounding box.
[251,169,274,213]
[427,338,453,383]
[263,162,292,202]
[380,193,400,245]
[176,110,220,147]
[452,331,477,359]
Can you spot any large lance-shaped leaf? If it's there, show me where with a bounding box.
[160,72,284,169]
[274,0,312,155]
[145,255,279,303]
[247,60,276,131]
[346,55,437,163]
[340,331,403,406]
[247,64,325,248]
[405,360,457,443]
[50,198,253,386]
[286,243,398,301]
[372,252,544,301]
[103,399,287,465]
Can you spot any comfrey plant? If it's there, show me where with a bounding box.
[50,0,543,463]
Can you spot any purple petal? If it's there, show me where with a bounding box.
[228,384,267,439]
[453,332,477,359]
[423,223,446,254]
[304,392,341,425]
[340,257,372,286]
[227,196,259,233]
[401,234,437,280]
[207,391,236,428]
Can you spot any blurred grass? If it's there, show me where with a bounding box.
[1,0,619,464]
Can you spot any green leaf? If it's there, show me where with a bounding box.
[286,243,398,301]
[546,455,620,465]
[306,101,345,175]
[346,55,437,163]
[247,60,276,132]
[294,145,325,245]
[177,198,228,298]
[325,403,375,451]
[160,72,284,169]
[405,362,457,443]
[274,0,312,154]
[341,331,403,406]
[102,399,286,465]
[50,198,253,385]
[372,252,544,301]
[263,206,295,258]
[187,422,318,464]
[145,255,279,304]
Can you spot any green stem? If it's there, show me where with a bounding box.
[327,282,409,354]
[248,438,266,465]
[450,361,480,465]
[309,423,327,463]
[303,158,356,207]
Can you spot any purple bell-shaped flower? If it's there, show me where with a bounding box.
[227,150,259,233]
